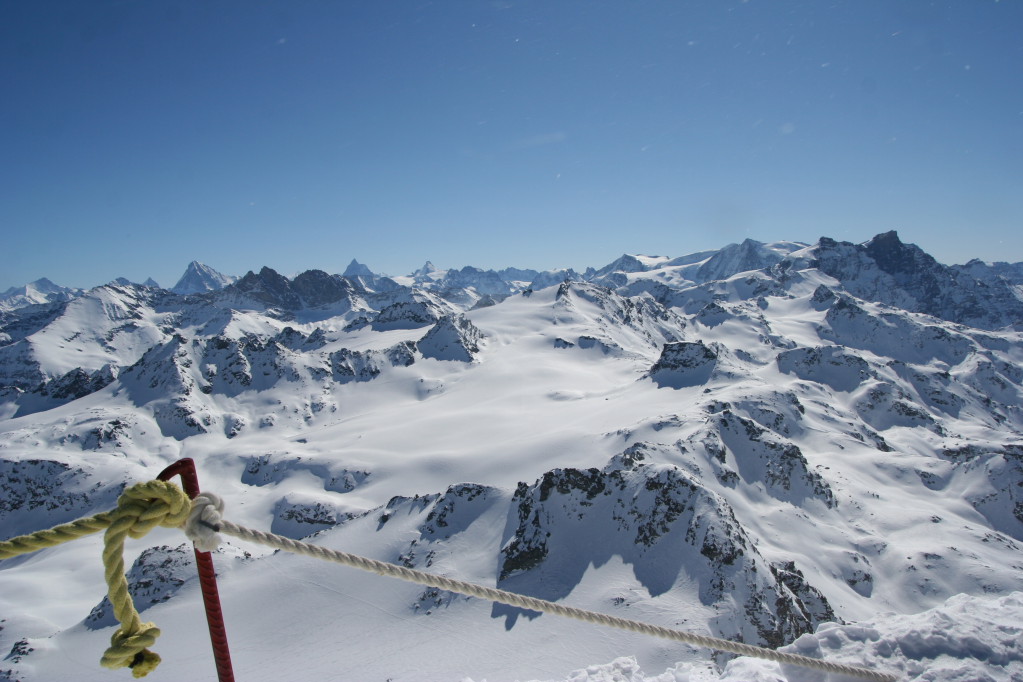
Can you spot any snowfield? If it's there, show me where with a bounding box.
[1,232,1022,681]
[540,591,1023,682]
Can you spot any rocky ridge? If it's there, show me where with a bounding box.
[1,231,1022,680]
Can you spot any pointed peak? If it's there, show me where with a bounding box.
[184,260,211,273]
[343,259,376,279]
[171,261,234,295]
[413,261,444,279]
[29,277,59,290]
[592,254,648,279]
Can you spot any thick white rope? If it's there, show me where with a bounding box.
[185,495,897,682]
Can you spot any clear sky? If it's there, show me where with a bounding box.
[2,1,1021,291]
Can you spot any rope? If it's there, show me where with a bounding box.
[0,512,114,560]
[0,479,191,678]
[1,484,899,681]
[100,480,192,677]
[185,492,226,552]
[185,496,896,682]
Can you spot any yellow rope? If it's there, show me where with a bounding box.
[99,480,191,677]
[0,512,114,559]
[0,479,191,678]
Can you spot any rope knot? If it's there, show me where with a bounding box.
[116,480,192,538]
[101,622,162,677]
[100,479,191,676]
[185,492,225,552]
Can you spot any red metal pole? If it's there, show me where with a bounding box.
[158,458,236,682]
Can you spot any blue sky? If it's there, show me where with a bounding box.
[2,1,1021,291]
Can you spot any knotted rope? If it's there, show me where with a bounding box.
[100,480,191,676]
[186,494,898,682]
[0,479,191,678]
[185,492,226,553]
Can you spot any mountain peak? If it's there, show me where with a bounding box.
[809,231,1023,329]
[593,254,649,278]
[865,229,902,247]
[29,277,60,292]
[171,261,234,295]
[0,278,84,311]
[862,230,930,274]
[414,261,439,277]
[343,259,376,279]
[693,238,784,283]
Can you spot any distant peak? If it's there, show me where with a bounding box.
[414,261,439,277]
[864,230,902,249]
[592,254,648,278]
[863,230,926,265]
[256,266,288,282]
[343,259,376,278]
[171,261,234,295]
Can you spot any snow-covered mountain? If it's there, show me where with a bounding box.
[169,260,235,295]
[1,232,1022,681]
[783,231,1023,330]
[0,278,84,312]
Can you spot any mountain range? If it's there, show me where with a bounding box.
[1,231,1021,681]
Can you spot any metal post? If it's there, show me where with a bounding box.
[158,458,236,682]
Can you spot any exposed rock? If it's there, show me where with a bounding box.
[417,316,484,362]
[806,231,1023,330]
[290,269,356,308]
[0,459,124,538]
[648,341,718,388]
[496,457,835,645]
[710,410,836,508]
[242,453,369,493]
[232,266,302,309]
[776,346,873,393]
[85,544,195,629]
[372,300,445,330]
[271,496,354,539]
[329,341,416,382]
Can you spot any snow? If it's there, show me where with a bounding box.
[510,592,1023,682]
[2,236,1023,681]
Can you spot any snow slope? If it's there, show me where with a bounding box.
[0,279,84,312]
[1,232,1022,681]
[535,591,1023,681]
